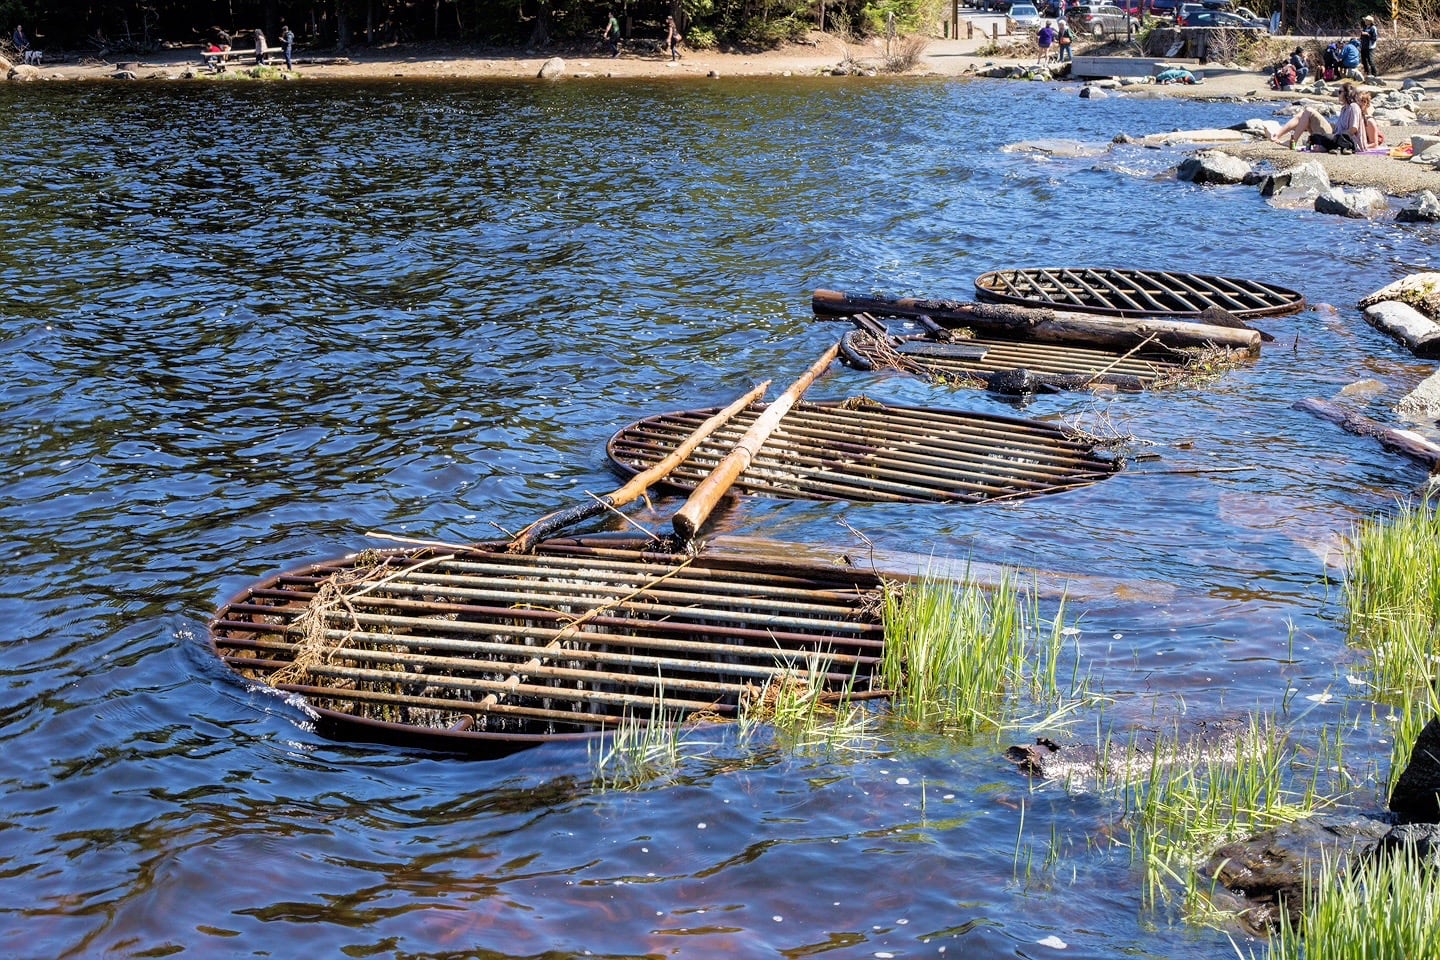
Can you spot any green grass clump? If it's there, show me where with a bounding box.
[880,572,1080,733]
[1123,716,1326,909]
[1343,498,1440,790]
[1266,845,1440,960]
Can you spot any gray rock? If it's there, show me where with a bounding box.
[1374,106,1418,125]
[1314,186,1389,219]
[1176,149,1252,185]
[1377,822,1440,865]
[1399,369,1440,419]
[1397,191,1440,223]
[7,63,41,81]
[1392,717,1440,823]
[1234,117,1279,138]
[1203,814,1393,930]
[1079,85,1107,99]
[1262,160,1331,208]
[111,70,138,81]
[537,56,565,79]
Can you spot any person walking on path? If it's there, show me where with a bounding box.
[1036,20,1056,64]
[603,10,621,57]
[280,24,294,70]
[665,16,681,61]
[253,28,267,65]
[1056,19,1072,63]
[1360,15,1380,79]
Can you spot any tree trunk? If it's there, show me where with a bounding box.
[528,0,551,47]
[336,0,351,51]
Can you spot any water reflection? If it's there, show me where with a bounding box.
[0,75,1435,957]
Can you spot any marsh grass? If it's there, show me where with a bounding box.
[591,654,878,790]
[880,572,1083,734]
[1113,716,1331,910]
[1264,845,1440,960]
[1343,498,1440,789]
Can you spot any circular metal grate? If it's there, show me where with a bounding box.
[210,541,888,755]
[974,268,1305,319]
[608,400,1119,504]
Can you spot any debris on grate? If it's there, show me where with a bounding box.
[210,540,890,755]
[974,267,1304,320]
[607,399,1120,503]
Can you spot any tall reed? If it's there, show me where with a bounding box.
[879,571,1080,733]
[1265,845,1440,960]
[1343,498,1440,789]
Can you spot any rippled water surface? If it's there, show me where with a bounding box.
[3,76,1438,958]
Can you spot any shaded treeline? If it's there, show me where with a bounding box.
[4,0,943,51]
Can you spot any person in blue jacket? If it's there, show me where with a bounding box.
[1340,37,1363,82]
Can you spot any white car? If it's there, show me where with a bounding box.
[1009,3,1044,27]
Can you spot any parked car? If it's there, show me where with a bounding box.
[1142,0,1186,18]
[1008,3,1044,28]
[1067,2,1132,36]
[1179,7,1268,28]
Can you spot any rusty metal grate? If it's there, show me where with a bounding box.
[839,329,1189,392]
[210,541,888,755]
[608,400,1118,503]
[974,268,1305,319]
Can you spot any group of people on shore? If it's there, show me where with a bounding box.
[1270,16,1381,90]
[1034,19,1073,64]
[602,11,682,61]
[1269,80,1385,153]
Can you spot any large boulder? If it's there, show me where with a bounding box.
[1261,160,1330,208]
[1397,191,1440,223]
[1203,814,1393,930]
[1391,716,1440,823]
[1358,272,1440,318]
[1314,186,1389,219]
[1176,149,1252,185]
[537,56,565,79]
[1398,369,1440,419]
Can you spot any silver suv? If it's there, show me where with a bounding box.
[1067,2,1131,36]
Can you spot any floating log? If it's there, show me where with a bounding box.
[813,289,1262,356]
[508,380,771,552]
[672,344,840,542]
[1293,397,1440,472]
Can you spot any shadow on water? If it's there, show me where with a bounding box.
[0,76,1436,957]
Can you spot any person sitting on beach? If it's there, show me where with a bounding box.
[1270,82,1363,152]
[1322,41,1341,81]
[1269,60,1297,90]
[1036,21,1056,64]
[1340,38,1364,82]
[1358,89,1385,149]
[1289,47,1309,83]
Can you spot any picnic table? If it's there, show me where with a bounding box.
[201,45,285,71]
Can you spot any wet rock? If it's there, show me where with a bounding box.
[1362,301,1440,358]
[1397,190,1440,223]
[1377,822,1440,865]
[1261,160,1330,208]
[1204,814,1393,930]
[985,368,1052,396]
[1359,272,1440,319]
[537,56,565,79]
[1176,149,1251,185]
[1339,378,1387,397]
[1314,186,1388,219]
[1006,719,1246,787]
[1391,716,1440,822]
[1079,85,1107,99]
[111,70,138,81]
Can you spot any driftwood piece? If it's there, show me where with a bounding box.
[1362,301,1440,358]
[812,289,1262,356]
[1293,397,1440,471]
[672,344,839,543]
[508,380,771,552]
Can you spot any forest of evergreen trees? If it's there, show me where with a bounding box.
[2,0,943,53]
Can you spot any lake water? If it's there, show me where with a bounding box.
[2,75,1437,958]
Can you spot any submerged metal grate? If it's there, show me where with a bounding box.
[608,400,1118,503]
[839,329,1190,392]
[974,268,1305,319]
[210,542,888,755]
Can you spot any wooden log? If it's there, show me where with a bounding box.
[812,288,1262,356]
[672,344,840,543]
[1293,397,1440,471]
[1362,301,1440,358]
[508,380,771,553]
